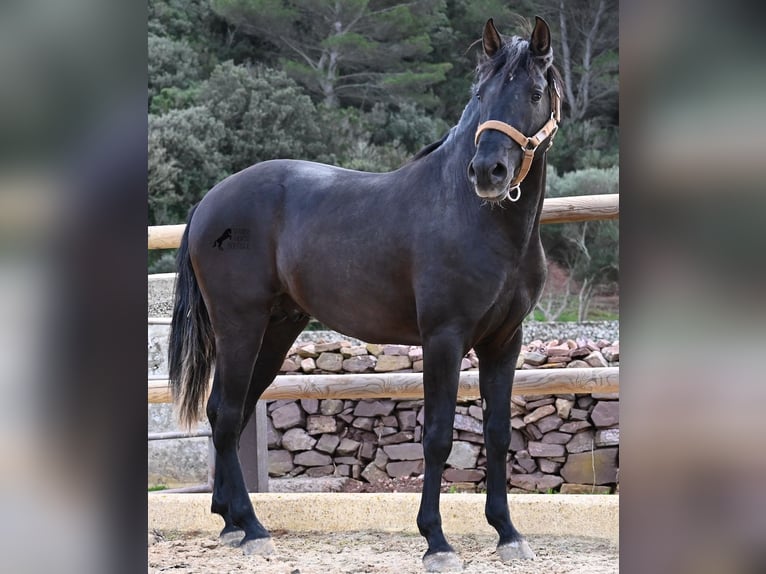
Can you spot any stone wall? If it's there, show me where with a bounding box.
[265,336,619,494]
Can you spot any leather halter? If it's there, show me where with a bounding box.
[474,80,562,201]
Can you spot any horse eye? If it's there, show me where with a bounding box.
[531,92,543,102]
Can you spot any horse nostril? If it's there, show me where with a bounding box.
[467,162,477,183]
[491,163,508,184]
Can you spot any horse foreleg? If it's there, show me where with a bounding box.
[475,329,535,561]
[417,329,465,572]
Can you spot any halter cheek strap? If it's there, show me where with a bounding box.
[474,81,562,201]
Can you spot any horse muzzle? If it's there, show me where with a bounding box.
[467,157,513,202]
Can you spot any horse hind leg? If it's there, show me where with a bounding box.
[209,307,309,553]
[207,377,245,546]
[205,310,275,555]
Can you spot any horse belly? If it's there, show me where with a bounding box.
[278,252,422,345]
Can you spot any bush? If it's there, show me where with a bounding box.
[546,165,619,198]
[547,119,619,172]
[367,102,449,154]
[149,106,228,224]
[148,252,177,275]
[198,61,325,170]
[540,166,619,321]
[148,34,203,102]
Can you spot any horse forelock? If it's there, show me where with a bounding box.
[473,36,554,94]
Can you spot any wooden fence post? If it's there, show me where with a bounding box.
[239,400,270,492]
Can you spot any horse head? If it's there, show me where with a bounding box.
[468,17,561,203]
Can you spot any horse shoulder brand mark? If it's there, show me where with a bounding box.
[212,227,249,251]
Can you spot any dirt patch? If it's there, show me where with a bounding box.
[148,530,617,573]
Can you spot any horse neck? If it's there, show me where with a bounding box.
[407,100,480,204]
[416,99,548,234]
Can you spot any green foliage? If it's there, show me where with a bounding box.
[541,166,619,320]
[367,102,450,153]
[309,102,450,172]
[199,62,329,169]
[150,86,201,115]
[149,106,228,224]
[148,131,181,225]
[547,119,619,173]
[148,34,204,100]
[149,0,214,39]
[211,0,452,108]
[148,252,178,274]
[311,105,407,172]
[546,165,619,198]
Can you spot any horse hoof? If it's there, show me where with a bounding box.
[423,551,463,572]
[497,539,535,561]
[241,537,275,556]
[219,530,244,547]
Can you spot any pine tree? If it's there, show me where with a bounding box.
[211,0,452,108]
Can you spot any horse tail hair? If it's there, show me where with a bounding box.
[168,205,216,430]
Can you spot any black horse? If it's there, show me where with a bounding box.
[169,16,563,572]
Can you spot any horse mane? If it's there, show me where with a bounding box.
[409,131,451,162]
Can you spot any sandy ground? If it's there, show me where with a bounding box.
[148,530,618,574]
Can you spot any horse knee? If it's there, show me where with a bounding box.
[423,423,454,461]
[483,418,510,453]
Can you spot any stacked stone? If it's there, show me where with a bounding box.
[267,337,619,493]
[507,392,619,494]
[267,397,426,483]
[279,338,619,374]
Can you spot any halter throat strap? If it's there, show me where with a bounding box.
[473,82,561,195]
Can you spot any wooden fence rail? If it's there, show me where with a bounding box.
[149,367,619,404]
[148,194,619,250]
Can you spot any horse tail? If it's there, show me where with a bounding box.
[168,205,216,430]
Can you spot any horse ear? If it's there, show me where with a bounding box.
[530,16,551,55]
[482,18,502,58]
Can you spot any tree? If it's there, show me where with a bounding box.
[534,0,618,122]
[428,0,535,121]
[148,131,182,225]
[148,34,203,106]
[149,106,228,225]
[541,166,619,320]
[149,62,340,225]
[210,0,452,108]
[198,61,330,169]
[509,0,619,173]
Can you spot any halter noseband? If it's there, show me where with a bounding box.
[474,80,561,201]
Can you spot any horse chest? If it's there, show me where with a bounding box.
[474,241,546,339]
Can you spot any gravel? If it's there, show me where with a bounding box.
[148,530,618,574]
